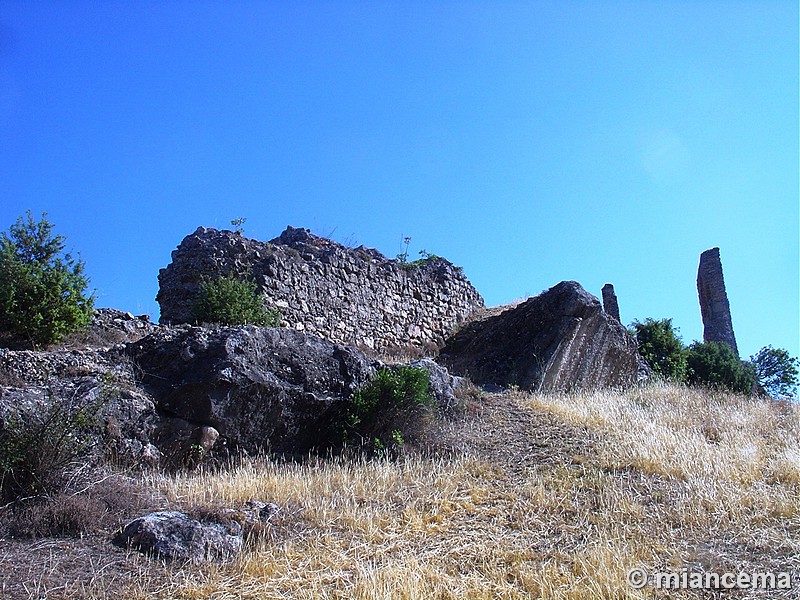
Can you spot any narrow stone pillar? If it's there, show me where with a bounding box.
[601,283,621,322]
[697,247,739,357]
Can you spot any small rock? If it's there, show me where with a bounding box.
[113,510,243,563]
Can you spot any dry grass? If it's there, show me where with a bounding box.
[4,383,798,598]
[139,383,799,599]
[527,384,800,525]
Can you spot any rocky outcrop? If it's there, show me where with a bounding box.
[77,308,159,347]
[439,281,646,392]
[156,226,484,351]
[126,326,378,456]
[1,321,469,467]
[697,248,739,357]
[601,283,621,322]
[0,347,160,469]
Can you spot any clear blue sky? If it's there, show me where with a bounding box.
[1,1,797,360]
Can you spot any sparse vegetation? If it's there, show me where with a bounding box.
[0,371,127,508]
[0,211,95,348]
[191,273,281,327]
[0,381,107,504]
[2,383,798,597]
[135,383,797,599]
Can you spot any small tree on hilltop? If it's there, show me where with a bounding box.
[0,212,94,348]
[750,346,799,399]
[686,341,756,395]
[629,318,688,382]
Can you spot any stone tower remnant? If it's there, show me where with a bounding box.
[601,283,620,322]
[696,247,739,357]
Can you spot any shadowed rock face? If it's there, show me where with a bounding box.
[439,281,646,392]
[697,248,739,357]
[126,326,377,455]
[601,284,621,322]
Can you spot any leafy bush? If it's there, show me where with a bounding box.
[685,341,756,395]
[629,318,688,381]
[750,346,799,399]
[340,366,435,454]
[192,274,281,326]
[0,211,94,348]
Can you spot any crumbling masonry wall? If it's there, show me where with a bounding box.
[157,226,484,351]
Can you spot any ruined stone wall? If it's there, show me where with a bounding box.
[157,226,484,351]
[697,247,739,357]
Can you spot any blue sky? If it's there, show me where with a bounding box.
[1,1,797,360]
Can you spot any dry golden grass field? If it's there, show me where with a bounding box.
[2,383,798,599]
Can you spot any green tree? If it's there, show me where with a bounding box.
[750,346,799,399]
[0,212,94,348]
[629,318,688,381]
[191,274,280,326]
[686,341,756,395]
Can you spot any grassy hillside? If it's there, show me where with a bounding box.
[3,384,798,599]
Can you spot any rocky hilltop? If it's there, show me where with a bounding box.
[157,226,484,352]
[1,227,650,470]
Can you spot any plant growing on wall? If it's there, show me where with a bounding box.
[230,217,246,234]
[191,274,280,327]
[396,235,412,264]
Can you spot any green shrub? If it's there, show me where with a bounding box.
[750,346,799,399]
[0,211,94,348]
[191,274,281,326]
[340,366,435,454]
[629,318,688,382]
[686,341,756,395]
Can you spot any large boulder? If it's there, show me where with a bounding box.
[439,281,647,392]
[126,326,377,455]
[409,357,468,414]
